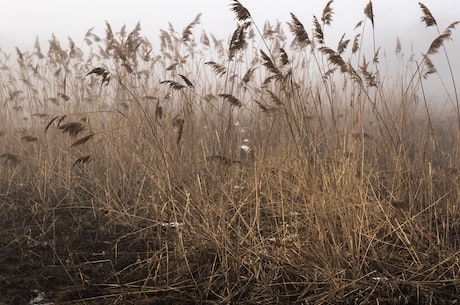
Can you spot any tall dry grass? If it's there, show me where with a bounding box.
[0,1,459,304]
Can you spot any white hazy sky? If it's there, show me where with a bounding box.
[1,0,458,54]
[1,0,459,103]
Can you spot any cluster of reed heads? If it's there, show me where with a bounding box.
[0,1,460,304]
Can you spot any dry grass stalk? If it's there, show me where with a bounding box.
[166,63,177,71]
[32,113,49,119]
[71,134,94,147]
[279,48,290,66]
[0,153,20,165]
[373,47,380,64]
[229,22,251,60]
[219,93,243,108]
[352,33,361,54]
[72,155,92,169]
[395,37,402,55]
[337,34,350,55]
[58,122,86,138]
[205,61,227,76]
[422,54,437,79]
[86,67,110,86]
[360,58,377,87]
[241,67,256,84]
[172,118,184,145]
[321,0,334,25]
[201,30,210,47]
[179,74,194,89]
[160,80,186,90]
[266,90,283,106]
[255,100,279,114]
[319,47,348,73]
[427,22,460,55]
[182,13,201,42]
[155,103,163,121]
[313,16,324,45]
[57,92,70,101]
[364,1,374,27]
[21,135,38,142]
[260,50,281,76]
[206,155,241,166]
[45,115,66,133]
[121,63,133,74]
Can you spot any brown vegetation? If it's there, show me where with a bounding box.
[0,1,459,304]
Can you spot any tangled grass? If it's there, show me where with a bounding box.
[0,1,460,304]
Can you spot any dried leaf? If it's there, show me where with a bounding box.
[0,153,20,166]
[205,61,227,76]
[45,115,66,133]
[160,80,186,90]
[179,74,194,88]
[166,63,177,71]
[72,155,92,169]
[58,122,85,138]
[172,118,184,145]
[155,104,163,121]
[86,67,110,86]
[219,94,243,107]
[71,134,94,147]
[57,92,70,101]
[86,67,107,76]
[21,135,38,142]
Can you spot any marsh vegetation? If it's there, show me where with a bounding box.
[0,1,459,304]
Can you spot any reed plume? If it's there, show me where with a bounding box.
[419,2,437,27]
[288,13,311,47]
[230,0,251,22]
[321,0,334,25]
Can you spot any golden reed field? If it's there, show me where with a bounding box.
[1,1,460,304]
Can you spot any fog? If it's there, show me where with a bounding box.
[1,0,459,102]
[1,1,457,52]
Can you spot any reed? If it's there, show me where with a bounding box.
[0,1,459,304]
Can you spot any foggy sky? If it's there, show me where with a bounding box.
[1,0,459,103]
[1,0,458,54]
